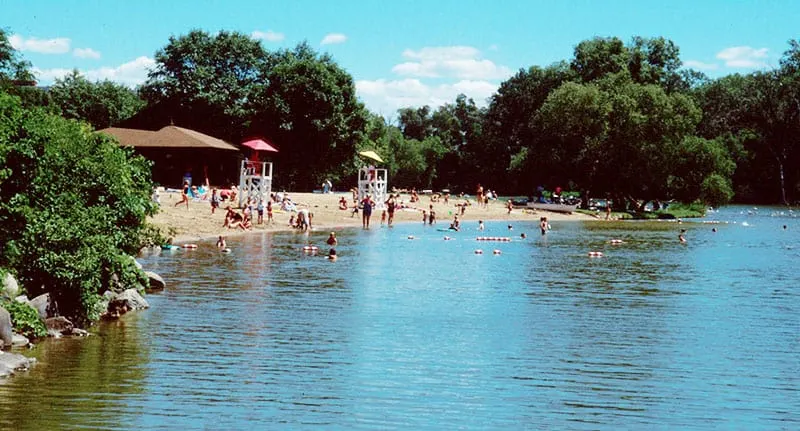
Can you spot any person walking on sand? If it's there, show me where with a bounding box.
[361,194,375,229]
[175,181,190,208]
[210,188,220,214]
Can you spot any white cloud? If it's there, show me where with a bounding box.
[716,46,769,68]
[391,46,512,80]
[251,30,285,42]
[320,33,347,45]
[34,56,155,86]
[73,47,101,59]
[9,34,71,54]
[31,67,74,82]
[356,78,498,115]
[683,60,718,71]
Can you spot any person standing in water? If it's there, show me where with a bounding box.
[361,194,374,229]
[679,229,687,243]
[327,232,338,246]
[539,217,548,236]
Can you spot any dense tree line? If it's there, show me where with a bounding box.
[6,28,800,206]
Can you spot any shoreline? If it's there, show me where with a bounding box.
[150,191,597,244]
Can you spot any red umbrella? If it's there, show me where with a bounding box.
[242,138,278,162]
[242,138,279,153]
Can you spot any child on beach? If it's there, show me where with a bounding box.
[381,210,386,225]
[288,215,295,227]
[210,189,220,214]
[422,210,427,224]
[267,200,273,224]
[216,236,226,248]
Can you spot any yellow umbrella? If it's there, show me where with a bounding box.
[358,150,384,164]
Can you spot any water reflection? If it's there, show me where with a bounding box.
[0,207,797,429]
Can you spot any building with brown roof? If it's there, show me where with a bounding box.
[98,126,242,187]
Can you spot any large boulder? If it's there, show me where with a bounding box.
[45,316,74,338]
[0,351,35,377]
[0,307,12,349]
[2,272,19,298]
[145,271,166,291]
[29,293,52,321]
[107,288,149,317]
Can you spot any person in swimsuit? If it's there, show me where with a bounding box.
[175,181,190,208]
[210,188,220,214]
[361,194,374,229]
[386,196,396,226]
[327,232,338,246]
[540,217,548,236]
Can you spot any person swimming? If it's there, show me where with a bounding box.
[216,235,226,248]
[679,229,687,243]
[327,248,337,261]
[327,232,337,246]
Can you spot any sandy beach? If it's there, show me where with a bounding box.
[150,191,596,243]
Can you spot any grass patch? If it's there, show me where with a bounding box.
[578,202,705,220]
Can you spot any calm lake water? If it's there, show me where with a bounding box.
[0,206,798,430]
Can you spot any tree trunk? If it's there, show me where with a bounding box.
[777,155,788,206]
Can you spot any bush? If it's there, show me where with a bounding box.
[1,300,47,339]
[700,174,734,208]
[0,92,161,326]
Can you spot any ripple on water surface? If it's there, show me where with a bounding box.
[0,207,797,430]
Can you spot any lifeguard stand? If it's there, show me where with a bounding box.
[358,166,388,210]
[239,159,273,208]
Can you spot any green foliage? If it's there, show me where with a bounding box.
[0,92,161,325]
[700,174,734,207]
[0,28,34,83]
[1,300,47,339]
[49,70,145,129]
[656,202,707,219]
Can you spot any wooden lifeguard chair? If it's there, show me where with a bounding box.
[239,159,273,208]
[358,165,388,210]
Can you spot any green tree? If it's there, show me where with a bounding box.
[49,70,145,129]
[0,28,33,83]
[0,92,161,325]
[142,29,266,142]
[249,42,369,190]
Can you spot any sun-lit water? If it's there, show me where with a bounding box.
[0,206,798,430]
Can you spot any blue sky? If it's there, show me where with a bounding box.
[5,0,799,116]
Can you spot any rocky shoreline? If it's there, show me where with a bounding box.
[0,262,164,378]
